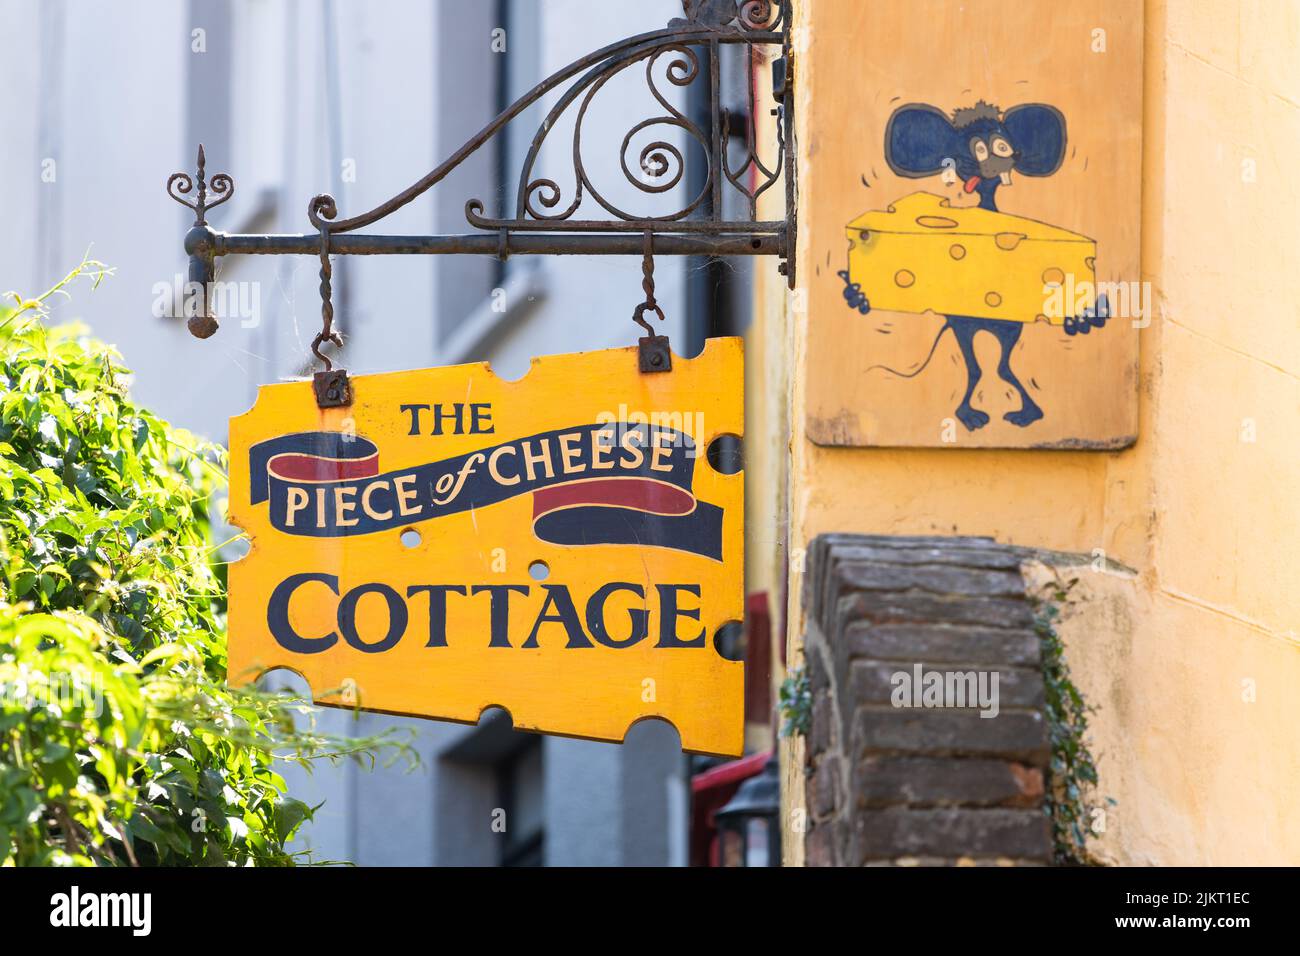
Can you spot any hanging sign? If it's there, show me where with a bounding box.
[227,339,745,757]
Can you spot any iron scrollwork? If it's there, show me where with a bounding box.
[467,0,788,231]
[167,0,795,353]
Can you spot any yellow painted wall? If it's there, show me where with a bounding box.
[756,0,1300,865]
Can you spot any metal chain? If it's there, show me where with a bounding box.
[311,225,343,371]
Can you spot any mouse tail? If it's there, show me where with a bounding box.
[867,320,952,379]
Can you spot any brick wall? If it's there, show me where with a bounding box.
[802,534,1052,866]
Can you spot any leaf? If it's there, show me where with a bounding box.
[139,643,186,669]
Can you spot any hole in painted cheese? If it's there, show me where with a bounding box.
[950,244,966,260]
[995,232,1025,251]
[916,215,959,229]
[1043,267,1066,286]
[985,292,1002,307]
[895,269,916,288]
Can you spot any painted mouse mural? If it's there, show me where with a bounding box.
[839,101,1109,432]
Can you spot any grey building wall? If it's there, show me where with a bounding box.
[0,0,696,865]
[277,700,688,867]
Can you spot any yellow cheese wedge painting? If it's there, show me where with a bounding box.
[845,192,1097,326]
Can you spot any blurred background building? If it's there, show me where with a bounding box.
[1,0,776,865]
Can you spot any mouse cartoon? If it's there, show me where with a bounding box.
[839,100,1109,431]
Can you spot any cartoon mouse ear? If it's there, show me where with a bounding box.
[884,104,958,177]
[1004,104,1067,176]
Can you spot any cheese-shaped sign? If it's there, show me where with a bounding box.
[226,339,744,757]
[846,192,1097,325]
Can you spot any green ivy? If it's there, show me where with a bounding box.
[0,261,403,866]
[778,664,810,739]
[1035,582,1112,865]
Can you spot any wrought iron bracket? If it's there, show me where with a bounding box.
[167,0,796,391]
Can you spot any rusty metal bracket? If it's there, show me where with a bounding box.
[312,368,352,408]
[167,0,796,368]
[638,335,674,373]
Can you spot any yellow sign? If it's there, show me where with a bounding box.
[845,192,1097,326]
[227,339,745,757]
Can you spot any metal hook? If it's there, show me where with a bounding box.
[634,231,671,372]
[311,220,352,407]
[310,224,341,370]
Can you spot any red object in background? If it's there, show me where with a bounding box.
[689,591,775,865]
[745,592,772,729]
[690,750,770,866]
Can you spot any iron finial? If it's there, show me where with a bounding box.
[167,142,234,226]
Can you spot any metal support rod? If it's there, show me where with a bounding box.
[205,230,785,258]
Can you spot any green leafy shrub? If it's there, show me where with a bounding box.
[0,263,393,865]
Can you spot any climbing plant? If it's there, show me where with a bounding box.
[1035,580,1110,865]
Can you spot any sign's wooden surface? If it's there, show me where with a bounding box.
[227,339,744,757]
[807,0,1143,448]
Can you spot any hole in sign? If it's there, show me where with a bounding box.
[528,560,550,581]
[706,434,743,475]
[713,620,745,661]
[401,529,422,548]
